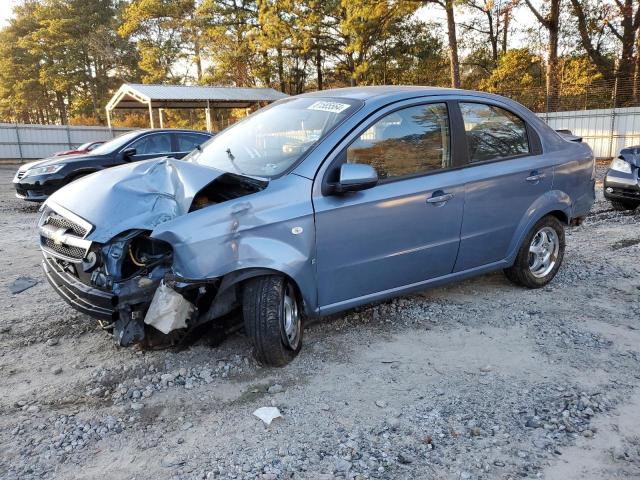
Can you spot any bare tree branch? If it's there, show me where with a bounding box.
[523,0,548,27]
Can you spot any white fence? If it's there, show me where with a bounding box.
[541,106,640,159]
[0,123,135,161]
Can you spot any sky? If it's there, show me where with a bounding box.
[0,1,18,27]
[417,4,537,53]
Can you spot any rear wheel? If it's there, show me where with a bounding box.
[504,215,565,289]
[610,199,640,211]
[242,275,303,367]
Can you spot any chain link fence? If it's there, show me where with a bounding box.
[492,76,639,159]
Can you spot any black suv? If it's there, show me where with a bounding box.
[13,129,213,201]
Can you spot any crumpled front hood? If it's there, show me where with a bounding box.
[620,146,640,168]
[46,158,224,243]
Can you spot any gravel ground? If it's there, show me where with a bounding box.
[0,161,638,480]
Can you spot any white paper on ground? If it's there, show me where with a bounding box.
[253,406,282,425]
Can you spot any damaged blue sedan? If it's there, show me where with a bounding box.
[38,87,595,366]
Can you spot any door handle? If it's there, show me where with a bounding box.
[526,172,546,183]
[426,192,455,204]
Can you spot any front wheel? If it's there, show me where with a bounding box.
[242,275,303,367]
[504,215,565,289]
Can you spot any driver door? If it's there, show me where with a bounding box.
[313,102,465,313]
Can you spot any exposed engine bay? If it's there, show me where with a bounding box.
[189,173,266,211]
[39,170,268,348]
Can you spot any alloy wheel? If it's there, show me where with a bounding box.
[528,226,560,278]
[281,283,301,350]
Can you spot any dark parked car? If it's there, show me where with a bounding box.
[604,145,640,210]
[54,140,106,157]
[13,129,213,201]
[38,87,595,366]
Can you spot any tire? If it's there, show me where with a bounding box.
[242,275,303,367]
[610,199,640,211]
[503,215,565,289]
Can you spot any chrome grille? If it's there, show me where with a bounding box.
[39,209,91,261]
[43,213,87,237]
[41,237,87,259]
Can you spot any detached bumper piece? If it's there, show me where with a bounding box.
[144,281,195,334]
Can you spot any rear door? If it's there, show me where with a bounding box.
[313,101,466,312]
[453,101,553,272]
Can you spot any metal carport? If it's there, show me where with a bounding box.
[106,83,288,132]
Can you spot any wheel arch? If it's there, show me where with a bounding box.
[218,267,315,319]
[505,190,571,264]
[547,209,569,225]
[66,168,100,184]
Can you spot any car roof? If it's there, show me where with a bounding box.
[298,86,449,100]
[130,128,212,135]
[298,85,514,105]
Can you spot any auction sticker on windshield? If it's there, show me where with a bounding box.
[307,101,351,113]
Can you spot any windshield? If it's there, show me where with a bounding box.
[184,97,361,178]
[90,130,146,155]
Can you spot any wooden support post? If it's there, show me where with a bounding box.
[205,100,212,133]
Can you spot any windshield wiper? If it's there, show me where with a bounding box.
[225,148,249,176]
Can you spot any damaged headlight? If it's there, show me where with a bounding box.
[24,164,64,177]
[92,231,173,289]
[610,157,632,174]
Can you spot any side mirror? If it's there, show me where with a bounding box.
[333,163,378,194]
[122,147,137,161]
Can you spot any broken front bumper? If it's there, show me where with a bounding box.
[42,253,168,322]
[42,254,114,320]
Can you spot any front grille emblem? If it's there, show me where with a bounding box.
[52,227,70,245]
[38,203,93,262]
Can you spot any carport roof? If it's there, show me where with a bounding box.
[106,83,289,110]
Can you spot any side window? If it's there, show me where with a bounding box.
[346,103,450,180]
[129,134,172,155]
[459,103,529,163]
[176,133,209,152]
